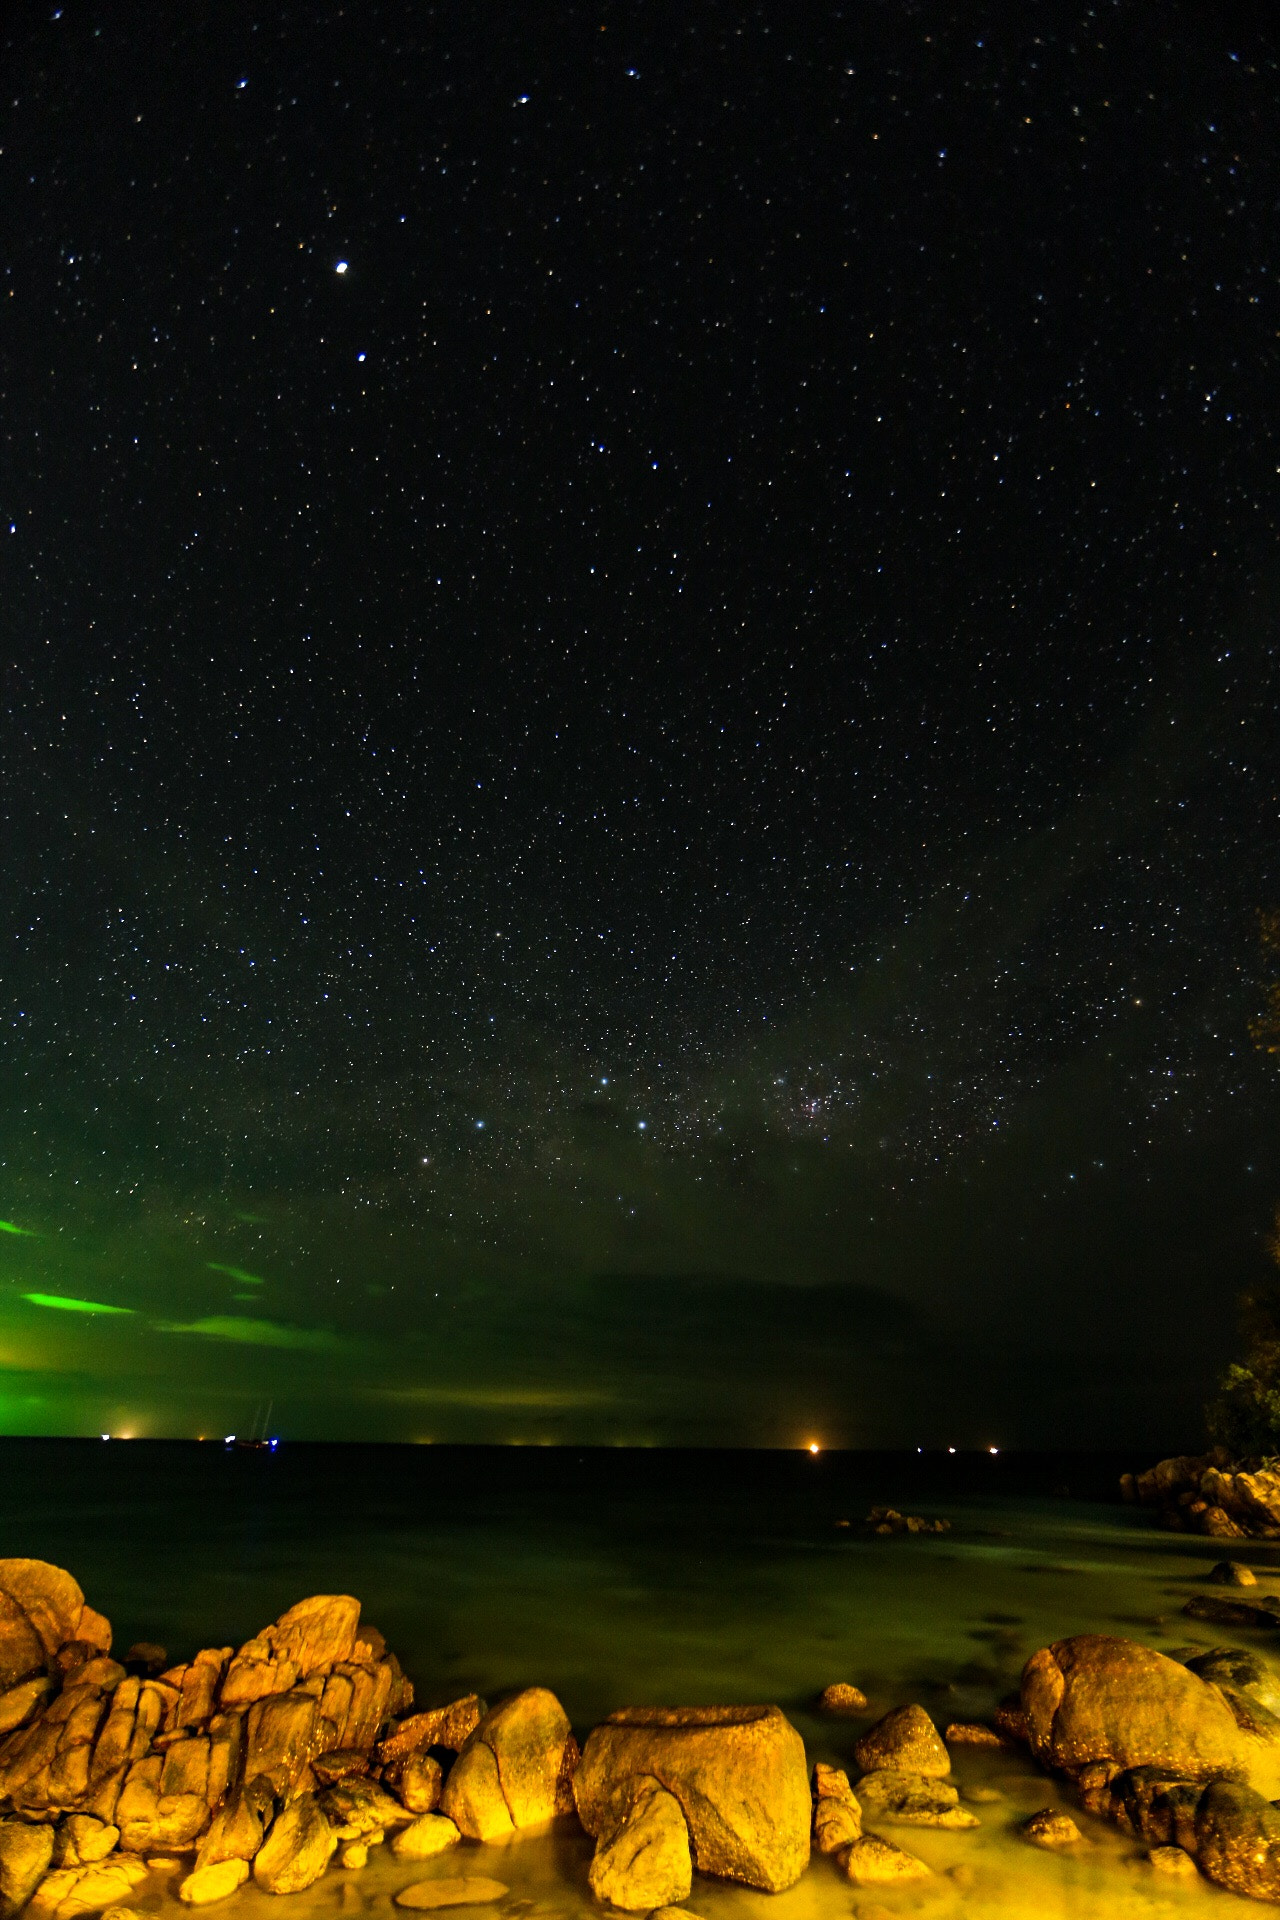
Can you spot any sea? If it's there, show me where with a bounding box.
[0,1441,1263,1919]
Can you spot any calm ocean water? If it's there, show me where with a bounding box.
[0,1442,1264,1917]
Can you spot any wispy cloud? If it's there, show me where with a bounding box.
[157,1315,338,1351]
[207,1263,265,1286]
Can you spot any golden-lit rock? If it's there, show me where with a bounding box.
[574,1703,810,1893]
[393,1754,443,1813]
[442,1688,575,1838]
[48,1858,148,1920]
[812,1762,858,1806]
[115,1757,207,1853]
[0,1678,54,1738]
[1022,1635,1280,1795]
[270,1598,360,1679]
[56,1820,118,1868]
[379,1697,485,1765]
[944,1722,1005,1747]
[1195,1780,1280,1900]
[836,1834,931,1883]
[194,1793,263,1871]
[339,1842,368,1870]
[813,1798,861,1854]
[817,1683,867,1715]
[244,1691,320,1797]
[253,1793,335,1893]
[586,1776,692,1912]
[1023,1809,1082,1849]
[177,1861,249,1906]
[1148,1845,1197,1876]
[320,1776,412,1839]
[0,1815,55,1917]
[391,1815,461,1860]
[0,1563,85,1662]
[852,1704,949,1779]
[312,1749,369,1788]
[0,1599,47,1695]
[856,1770,978,1829]
[393,1877,510,1909]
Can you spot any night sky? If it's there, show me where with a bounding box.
[1,3,1277,1447]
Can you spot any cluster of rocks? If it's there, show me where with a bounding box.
[858,1508,951,1537]
[1121,1451,1280,1539]
[1004,1632,1280,1900]
[13,1556,1280,1912]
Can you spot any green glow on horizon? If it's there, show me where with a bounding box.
[22,1293,134,1315]
[207,1262,265,1285]
[160,1314,338,1350]
[0,1221,37,1237]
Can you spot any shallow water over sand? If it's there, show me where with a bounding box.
[2,1443,1274,1916]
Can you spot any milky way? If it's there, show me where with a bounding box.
[0,5,1276,1445]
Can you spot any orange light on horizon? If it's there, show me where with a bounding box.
[807,1441,820,1455]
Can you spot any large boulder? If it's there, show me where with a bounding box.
[574,1704,810,1893]
[440,1688,577,1841]
[0,1818,54,1918]
[1022,1636,1280,1796]
[585,1776,692,1912]
[1195,1780,1280,1901]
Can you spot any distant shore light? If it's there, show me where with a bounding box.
[808,1441,820,1454]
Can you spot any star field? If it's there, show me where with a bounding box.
[0,3,1277,1445]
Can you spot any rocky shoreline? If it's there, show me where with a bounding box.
[6,1558,1280,1910]
[1121,1449,1280,1539]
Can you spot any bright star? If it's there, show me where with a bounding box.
[335,261,348,275]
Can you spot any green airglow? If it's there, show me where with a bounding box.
[207,1262,265,1286]
[0,1221,37,1237]
[159,1315,338,1351]
[22,1293,134,1316]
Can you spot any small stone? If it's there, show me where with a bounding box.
[962,1785,1004,1804]
[340,1844,368,1871]
[813,1798,861,1854]
[818,1683,867,1715]
[395,1754,444,1814]
[393,1877,510,1909]
[391,1817,461,1860]
[1023,1809,1083,1850]
[944,1722,1004,1747]
[1210,1561,1258,1587]
[313,1750,371,1787]
[837,1835,932,1884]
[855,1769,979,1829]
[178,1861,250,1906]
[650,1909,705,1920]
[1148,1846,1198,1876]
[853,1705,950,1778]
[812,1763,859,1807]
[98,1910,140,1920]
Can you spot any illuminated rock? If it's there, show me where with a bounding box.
[836,1833,931,1882]
[177,1859,249,1905]
[379,1696,485,1764]
[852,1704,949,1779]
[0,1816,54,1918]
[586,1776,692,1911]
[390,1813,461,1859]
[817,1682,866,1714]
[574,1703,810,1893]
[252,1793,335,1893]
[441,1688,577,1839]
[856,1768,978,1829]
[1022,1808,1082,1849]
[1022,1635,1280,1795]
